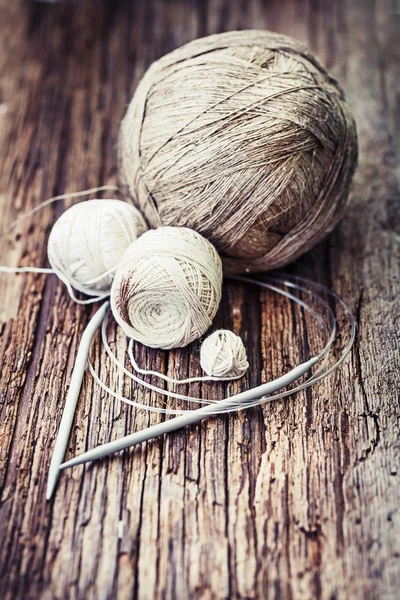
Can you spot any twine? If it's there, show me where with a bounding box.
[119,30,358,274]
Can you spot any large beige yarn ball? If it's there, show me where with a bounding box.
[119,30,357,274]
[110,227,222,349]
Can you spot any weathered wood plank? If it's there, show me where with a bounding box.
[0,0,399,599]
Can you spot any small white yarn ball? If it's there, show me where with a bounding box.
[47,199,147,296]
[110,226,223,349]
[200,329,249,379]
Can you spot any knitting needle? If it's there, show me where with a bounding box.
[59,355,319,470]
[46,301,109,500]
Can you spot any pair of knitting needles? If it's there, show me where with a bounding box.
[46,300,320,500]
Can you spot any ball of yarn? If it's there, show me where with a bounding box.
[200,330,249,379]
[119,30,358,274]
[47,199,147,297]
[110,227,222,349]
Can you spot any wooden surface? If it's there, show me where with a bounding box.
[0,0,399,598]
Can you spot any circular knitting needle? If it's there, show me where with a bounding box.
[59,355,319,470]
[46,301,109,500]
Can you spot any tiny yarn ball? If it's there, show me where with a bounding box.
[110,226,222,349]
[200,329,249,379]
[119,30,358,274]
[47,199,147,296]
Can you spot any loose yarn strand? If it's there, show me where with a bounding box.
[128,338,248,384]
[0,261,111,305]
[100,315,219,408]
[85,266,119,287]
[4,185,120,234]
[55,270,112,305]
[0,266,54,275]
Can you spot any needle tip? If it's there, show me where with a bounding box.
[59,456,84,470]
[45,476,58,501]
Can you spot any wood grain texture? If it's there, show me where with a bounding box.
[0,0,399,598]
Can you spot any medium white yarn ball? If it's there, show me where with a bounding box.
[200,330,249,379]
[110,227,223,349]
[47,199,147,296]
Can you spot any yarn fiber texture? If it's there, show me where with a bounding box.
[110,227,223,349]
[47,199,147,296]
[200,330,249,379]
[119,30,358,274]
